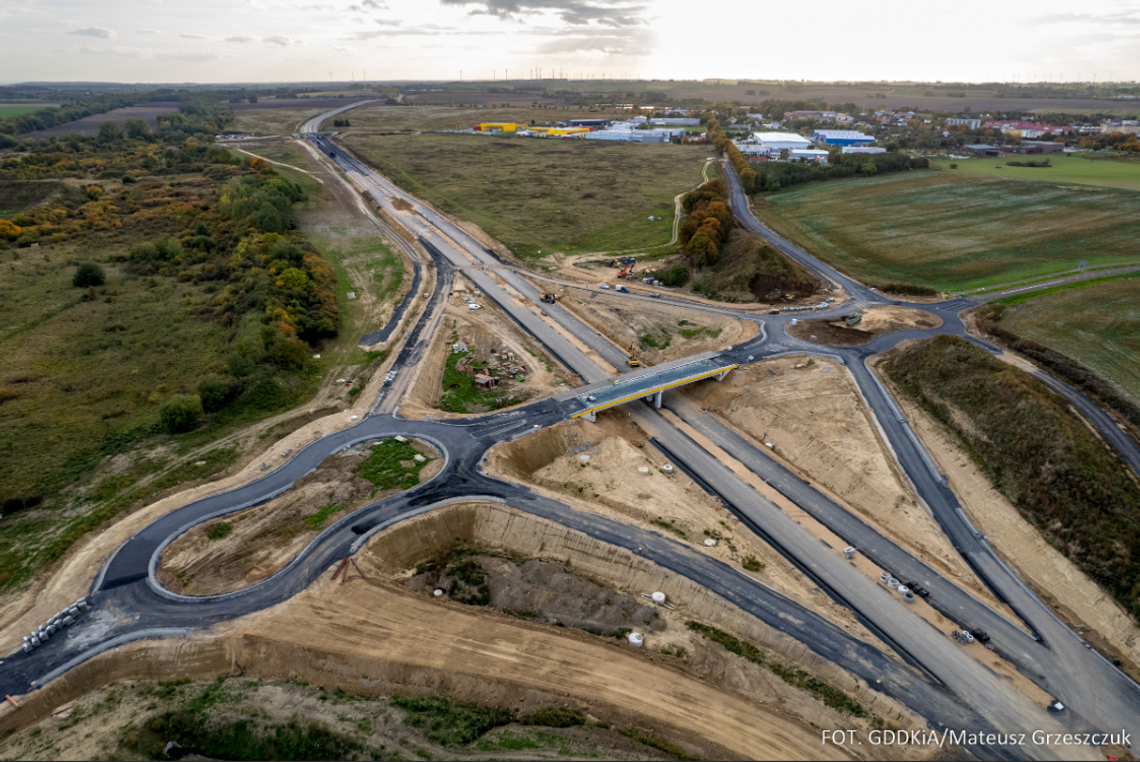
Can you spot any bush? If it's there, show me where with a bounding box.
[207,522,232,540]
[197,375,244,413]
[390,695,514,746]
[520,708,585,728]
[72,262,106,288]
[660,264,690,288]
[880,283,936,297]
[159,394,204,433]
[742,555,765,572]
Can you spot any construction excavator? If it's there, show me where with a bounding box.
[627,342,641,367]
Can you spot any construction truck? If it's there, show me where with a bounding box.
[844,312,863,327]
[627,342,641,367]
[541,293,558,304]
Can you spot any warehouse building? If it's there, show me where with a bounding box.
[841,146,887,154]
[752,131,812,150]
[812,129,874,146]
[789,149,830,162]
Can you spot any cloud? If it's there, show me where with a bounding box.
[135,28,161,35]
[439,0,647,26]
[374,18,401,26]
[180,33,209,39]
[362,0,388,7]
[74,45,139,56]
[534,26,652,53]
[1032,12,1140,26]
[264,35,298,46]
[69,27,115,39]
[225,35,255,42]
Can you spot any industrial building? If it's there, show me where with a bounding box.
[737,143,780,158]
[567,118,612,127]
[1003,141,1064,155]
[812,129,874,146]
[789,149,830,162]
[528,125,591,137]
[841,146,886,154]
[475,122,517,132]
[649,117,700,126]
[752,132,812,150]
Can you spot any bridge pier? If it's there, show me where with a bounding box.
[643,390,663,409]
[581,410,596,423]
[715,368,732,381]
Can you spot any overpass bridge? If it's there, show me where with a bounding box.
[560,353,737,422]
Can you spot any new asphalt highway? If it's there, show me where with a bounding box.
[3,103,1138,759]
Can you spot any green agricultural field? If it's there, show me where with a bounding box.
[933,153,1140,192]
[342,133,709,259]
[997,276,1140,405]
[0,105,45,118]
[756,172,1140,291]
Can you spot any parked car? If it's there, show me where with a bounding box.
[649,293,661,298]
[599,284,610,290]
[468,303,481,310]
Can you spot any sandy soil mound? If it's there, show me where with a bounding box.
[489,415,726,534]
[557,291,758,364]
[485,413,893,647]
[683,356,993,597]
[157,438,441,596]
[787,305,942,346]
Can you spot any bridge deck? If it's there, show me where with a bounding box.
[567,356,737,419]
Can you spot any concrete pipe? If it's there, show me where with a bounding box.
[888,578,900,589]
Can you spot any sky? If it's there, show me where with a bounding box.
[2,0,1139,85]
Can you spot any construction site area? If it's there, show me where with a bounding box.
[4,98,1140,762]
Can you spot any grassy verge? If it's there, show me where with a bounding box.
[974,301,1140,430]
[341,133,708,259]
[356,438,433,492]
[883,335,1140,622]
[754,172,1140,291]
[685,620,867,717]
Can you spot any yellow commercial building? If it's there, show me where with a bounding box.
[478,122,517,132]
[529,126,591,137]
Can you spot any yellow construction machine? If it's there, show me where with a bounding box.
[627,342,641,367]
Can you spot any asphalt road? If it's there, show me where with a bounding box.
[4,102,1138,760]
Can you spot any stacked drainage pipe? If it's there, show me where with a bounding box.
[22,597,89,653]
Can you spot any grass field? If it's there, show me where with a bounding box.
[756,172,1140,291]
[342,133,709,258]
[997,276,1140,405]
[0,105,43,118]
[932,153,1140,192]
